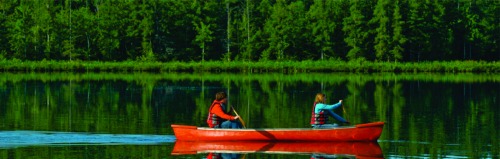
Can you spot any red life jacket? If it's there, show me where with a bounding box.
[310,102,328,125]
[206,100,224,128]
[207,153,220,159]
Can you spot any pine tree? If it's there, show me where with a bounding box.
[240,0,255,61]
[137,1,155,61]
[94,1,128,60]
[407,0,448,61]
[262,0,289,61]
[464,0,499,60]
[390,0,406,62]
[370,0,391,61]
[191,0,219,61]
[343,0,374,61]
[7,1,32,59]
[307,0,343,60]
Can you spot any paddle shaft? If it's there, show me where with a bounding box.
[342,104,348,122]
[231,106,246,128]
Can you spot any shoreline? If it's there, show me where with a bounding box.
[0,60,498,73]
[2,72,499,83]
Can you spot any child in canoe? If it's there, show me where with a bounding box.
[311,93,349,128]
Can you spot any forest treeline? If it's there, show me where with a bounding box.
[0,0,498,62]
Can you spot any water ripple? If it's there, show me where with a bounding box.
[0,131,175,149]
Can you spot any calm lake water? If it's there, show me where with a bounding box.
[0,72,498,158]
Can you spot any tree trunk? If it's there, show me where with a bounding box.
[226,2,231,62]
[246,0,251,61]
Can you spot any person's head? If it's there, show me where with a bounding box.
[315,93,326,103]
[215,92,227,103]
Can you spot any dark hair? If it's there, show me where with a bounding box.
[215,92,227,101]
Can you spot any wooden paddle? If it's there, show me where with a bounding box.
[231,105,246,128]
[342,102,349,124]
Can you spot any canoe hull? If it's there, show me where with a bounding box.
[171,122,384,142]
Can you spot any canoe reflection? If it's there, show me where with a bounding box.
[171,141,383,158]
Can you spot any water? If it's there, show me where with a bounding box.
[0,72,498,158]
[0,131,174,148]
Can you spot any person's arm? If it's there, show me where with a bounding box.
[316,101,342,111]
[211,104,236,120]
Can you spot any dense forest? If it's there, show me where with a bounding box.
[0,0,498,62]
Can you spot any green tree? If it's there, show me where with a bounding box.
[233,0,272,62]
[370,0,391,61]
[0,0,498,62]
[7,1,32,59]
[191,0,219,62]
[140,1,155,61]
[390,0,406,62]
[0,0,15,59]
[28,1,53,60]
[306,0,345,60]
[95,1,127,60]
[261,0,287,61]
[370,0,406,62]
[342,0,375,61]
[238,0,257,61]
[262,0,306,61]
[223,0,239,62]
[161,0,194,61]
[463,0,499,60]
[441,0,466,60]
[194,22,214,62]
[125,1,155,61]
[53,0,78,61]
[253,0,273,61]
[407,0,448,61]
[71,7,99,61]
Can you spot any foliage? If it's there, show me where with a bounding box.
[0,1,498,62]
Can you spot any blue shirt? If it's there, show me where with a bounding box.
[314,102,342,114]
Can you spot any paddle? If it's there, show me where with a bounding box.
[231,105,246,128]
[342,102,349,124]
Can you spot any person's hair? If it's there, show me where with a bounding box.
[315,93,325,103]
[215,92,227,101]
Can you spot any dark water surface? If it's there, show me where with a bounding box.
[0,72,498,158]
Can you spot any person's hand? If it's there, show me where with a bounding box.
[339,100,343,103]
[234,116,240,120]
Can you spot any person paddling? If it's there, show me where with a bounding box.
[310,93,349,128]
[206,92,242,129]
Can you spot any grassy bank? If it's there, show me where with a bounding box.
[0,59,498,73]
[2,72,499,83]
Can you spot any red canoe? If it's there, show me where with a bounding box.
[171,121,384,142]
[171,141,383,158]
